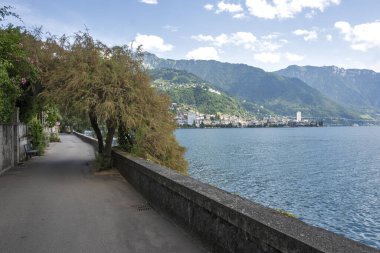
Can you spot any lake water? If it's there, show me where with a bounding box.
[176,127,380,249]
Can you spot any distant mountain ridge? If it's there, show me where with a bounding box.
[275,65,380,115]
[145,53,359,119]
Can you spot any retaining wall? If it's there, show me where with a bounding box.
[73,132,98,150]
[0,123,27,174]
[112,150,379,253]
[74,132,379,253]
[0,125,15,174]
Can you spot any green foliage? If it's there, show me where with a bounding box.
[115,88,189,174]
[94,154,112,171]
[44,105,61,128]
[49,133,61,142]
[29,116,46,154]
[60,113,90,133]
[0,19,41,123]
[0,62,20,123]
[0,6,19,22]
[42,32,188,173]
[118,105,188,174]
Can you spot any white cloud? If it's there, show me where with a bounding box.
[191,32,285,52]
[231,32,257,48]
[335,21,352,38]
[163,25,178,32]
[326,34,333,41]
[134,34,173,52]
[293,29,318,41]
[216,1,244,13]
[261,33,280,40]
[213,34,230,46]
[233,13,246,19]
[139,0,158,4]
[192,33,230,47]
[245,0,340,20]
[204,4,214,11]
[259,36,283,51]
[254,52,281,63]
[305,10,317,19]
[335,21,380,51]
[192,34,215,42]
[186,47,219,60]
[254,52,304,63]
[285,52,304,62]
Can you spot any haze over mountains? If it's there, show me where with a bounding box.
[276,66,380,114]
[145,53,380,120]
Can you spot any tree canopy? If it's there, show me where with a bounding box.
[41,32,188,173]
[1,5,188,173]
[0,6,40,123]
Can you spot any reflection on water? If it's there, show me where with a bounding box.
[176,127,380,249]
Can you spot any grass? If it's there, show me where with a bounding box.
[276,209,298,218]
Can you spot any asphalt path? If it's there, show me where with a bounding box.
[0,134,206,253]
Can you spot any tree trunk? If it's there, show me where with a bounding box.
[88,109,104,154]
[117,125,135,152]
[104,119,116,157]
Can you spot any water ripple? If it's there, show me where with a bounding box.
[176,127,380,249]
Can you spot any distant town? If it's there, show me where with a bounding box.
[173,104,323,128]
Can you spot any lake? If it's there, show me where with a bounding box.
[176,127,380,249]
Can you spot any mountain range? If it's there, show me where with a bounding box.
[145,53,379,120]
[276,66,380,116]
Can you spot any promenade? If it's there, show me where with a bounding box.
[0,134,206,253]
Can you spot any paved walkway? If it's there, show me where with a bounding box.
[0,134,206,253]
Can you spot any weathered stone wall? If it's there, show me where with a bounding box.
[0,125,15,174]
[18,124,28,161]
[73,132,98,151]
[0,123,28,174]
[112,150,379,253]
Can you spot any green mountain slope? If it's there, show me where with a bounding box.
[150,68,207,85]
[145,53,359,119]
[149,68,249,115]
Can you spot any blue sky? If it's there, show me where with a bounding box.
[4,0,380,71]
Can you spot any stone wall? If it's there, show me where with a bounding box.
[112,150,379,253]
[18,124,28,161]
[0,123,28,174]
[73,132,98,151]
[0,125,15,174]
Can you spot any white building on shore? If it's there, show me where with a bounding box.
[296,111,302,122]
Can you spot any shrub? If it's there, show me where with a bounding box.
[49,133,61,142]
[29,116,46,154]
[93,154,111,171]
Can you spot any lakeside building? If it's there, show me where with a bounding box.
[174,106,323,128]
[187,112,196,126]
[296,111,302,122]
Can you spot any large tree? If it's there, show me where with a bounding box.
[41,32,188,173]
[0,6,40,123]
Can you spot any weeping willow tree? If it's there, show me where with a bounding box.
[41,32,187,173]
